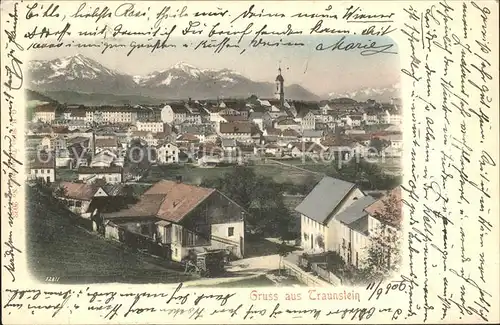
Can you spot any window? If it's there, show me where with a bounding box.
[75,201,82,207]
[228,227,234,237]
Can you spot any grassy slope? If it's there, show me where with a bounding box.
[146,163,316,186]
[26,186,193,284]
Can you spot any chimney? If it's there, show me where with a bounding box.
[176,175,182,183]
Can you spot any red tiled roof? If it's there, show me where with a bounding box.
[58,182,98,200]
[219,122,252,134]
[177,133,199,142]
[265,128,281,136]
[281,128,301,137]
[35,104,56,113]
[78,166,122,174]
[70,110,87,117]
[110,180,216,222]
[365,186,402,228]
[222,115,247,122]
[95,138,118,148]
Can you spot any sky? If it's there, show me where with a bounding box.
[30,35,400,96]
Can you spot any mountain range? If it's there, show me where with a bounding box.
[27,54,399,105]
[27,55,322,104]
[327,84,400,103]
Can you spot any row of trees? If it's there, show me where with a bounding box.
[326,158,401,191]
[200,167,296,240]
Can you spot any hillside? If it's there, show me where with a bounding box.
[26,185,193,284]
[25,89,58,103]
[42,90,165,106]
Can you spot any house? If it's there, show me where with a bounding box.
[161,103,188,124]
[33,104,57,123]
[90,150,117,167]
[28,156,56,183]
[176,132,201,145]
[363,113,380,125]
[289,142,325,159]
[328,196,377,268]
[219,122,253,142]
[278,128,301,146]
[156,142,179,164]
[98,107,139,124]
[78,166,123,184]
[95,137,119,154]
[261,142,282,157]
[197,143,224,166]
[321,136,359,161]
[334,186,402,268]
[380,133,403,157]
[346,115,363,127]
[68,120,87,131]
[294,103,317,130]
[102,180,247,262]
[302,130,323,144]
[249,112,265,131]
[68,109,87,121]
[221,114,247,123]
[54,181,126,220]
[295,176,366,254]
[136,119,165,133]
[221,139,238,152]
[275,118,301,132]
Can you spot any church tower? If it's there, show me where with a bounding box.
[275,67,285,108]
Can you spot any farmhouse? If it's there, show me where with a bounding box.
[102,180,247,262]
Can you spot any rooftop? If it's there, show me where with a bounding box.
[105,180,216,223]
[295,176,357,224]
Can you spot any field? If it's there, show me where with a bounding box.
[26,187,194,284]
[145,162,319,185]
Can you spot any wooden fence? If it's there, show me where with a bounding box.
[282,260,332,287]
[311,263,343,286]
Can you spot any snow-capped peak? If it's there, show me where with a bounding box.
[168,61,202,77]
[328,83,400,102]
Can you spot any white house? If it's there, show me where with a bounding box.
[33,104,57,123]
[99,107,139,124]
[78,166,123,184]
[380,133,403,157]
[219,122,253,142]
[295,176,367,254]
[301,130,323,144]
[137,120,165,133]
[156,142,179,164]
[161,104,188,124]
[28,157,56,183]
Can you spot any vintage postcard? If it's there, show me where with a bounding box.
[1,0,499,324]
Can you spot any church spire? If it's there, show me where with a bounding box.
[275,65,285,108]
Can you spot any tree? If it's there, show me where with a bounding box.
[201,167,294,237]
[53,184,67,198]
[355,190,402,284]
[369,137,390,155]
